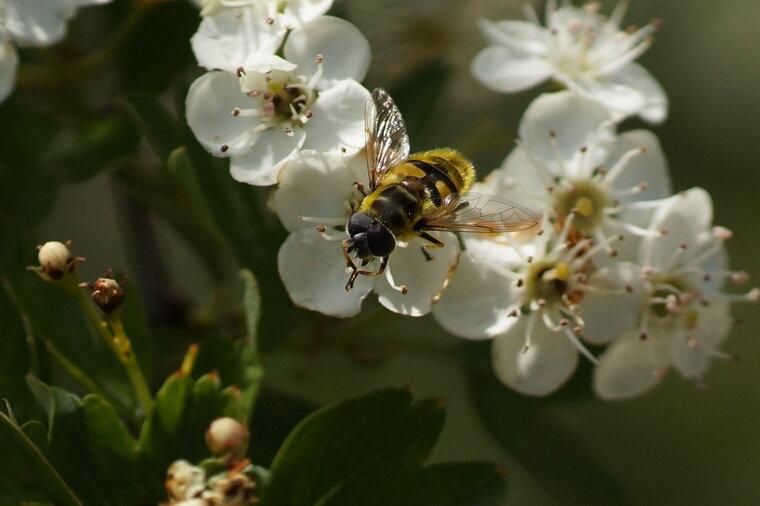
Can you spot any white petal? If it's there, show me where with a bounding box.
[0,38,18,103]
[278,0,333,27]
[271,150,365,232]
[495,147,554,215]
[432,250,520,339]
[3,0,77,46]
[375,233,459,317]
[606,129,671,203]
[492,316,578,396]
[302,79,369,155]
[228,127,305,186]
[640,188,713,270]
[461,234,526,270]
[185,71,260,156]
[606,63,668,124]
[593,331,665,400]
[191,8,283,73]
[471,46,553,93]
[284,16,371,89]
[476,18,549,55]
[670,298,732,379]
[519,91,615,178]
[278,229,372,318]
[581,262,646,345]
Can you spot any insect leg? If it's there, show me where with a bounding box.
[418,231,445,261]
[342,242,390,291]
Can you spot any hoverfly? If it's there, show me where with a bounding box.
[342,88,539,291]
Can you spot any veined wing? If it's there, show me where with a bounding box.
[422,192,540,233]
[365,88,410,190]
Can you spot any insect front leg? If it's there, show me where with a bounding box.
[418,231,445,261]
[342,241,390,291]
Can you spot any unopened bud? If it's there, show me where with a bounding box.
[205,417,249,458]
[80,271,127,314]
[30,241,84,282]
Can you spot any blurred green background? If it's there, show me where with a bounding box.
[2,0,759,504]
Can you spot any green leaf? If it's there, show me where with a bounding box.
[261,388,507,506]
[80,395,139,505]
[167,146,215,223]
[118,92,186,163]
[389,59,451,145]
[43,115,141,183]
[0,406,83,506]
[25,374,80,440]
[324,462,507,506]
[463,342,629,506]
[138,370,192,468]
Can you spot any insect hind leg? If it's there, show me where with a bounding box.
[418,231,445,261]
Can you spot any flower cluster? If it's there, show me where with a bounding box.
[163,418,260,506]
[429,0,755,399]
[185,0,756,400]
[0,0,112,103]
[186,0,370,185]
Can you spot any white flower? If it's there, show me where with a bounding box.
[191,0,337,72]
[271,150,460,318]
[485,91,671,262]
[472,0,668,123]
[594,188,759,399]
[0,0,111,103]
[433,216,645,396]
[0,30,18,104]
[165,460,206,501]
[185,31,370,185]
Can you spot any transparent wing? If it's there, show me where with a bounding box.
[365,88,410,190]
[422,192,540,233]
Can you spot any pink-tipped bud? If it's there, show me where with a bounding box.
[81,272,126,314]
[205,417,249,459]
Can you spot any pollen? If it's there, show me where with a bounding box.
[575,196,594,217]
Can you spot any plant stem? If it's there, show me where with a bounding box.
[70,287,153,416]
[107,313,154,416]
[17,0,154,87]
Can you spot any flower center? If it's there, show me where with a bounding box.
[524,260,582,308]
[235,65,321,136]
[554,179,608,233]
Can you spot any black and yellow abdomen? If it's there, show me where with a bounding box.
[359,148,475,241]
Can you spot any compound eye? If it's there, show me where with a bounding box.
[347,212,373,236]
[367,224,396,257]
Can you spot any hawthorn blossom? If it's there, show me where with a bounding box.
[271,150,459,318]
[0,0,112,103]
[594,188,759,399]
[433,214,645,396]
[484,91,670,261]
[185,19,370,185]
[472,0,668,123]
[191,4,362,75]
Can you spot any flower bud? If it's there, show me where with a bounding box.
[29,241,83,282]
[80,271,126,314]
[165,460,205,501]
[205,417,249,458]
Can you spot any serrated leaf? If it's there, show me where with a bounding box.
[80,395,139,505]
[262,389,448,505]
[325,462,507,506]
